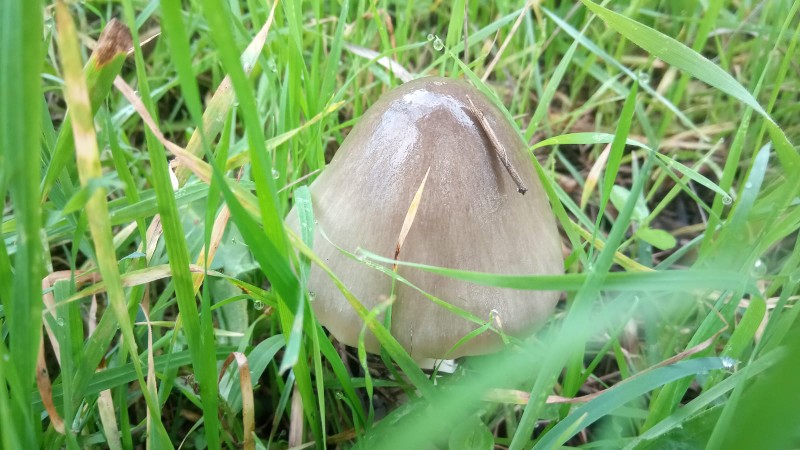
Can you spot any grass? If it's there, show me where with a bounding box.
[1,0,799,448]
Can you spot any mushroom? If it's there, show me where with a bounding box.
[286,77,563,359]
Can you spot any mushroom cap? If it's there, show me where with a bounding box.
[286,77,563,359]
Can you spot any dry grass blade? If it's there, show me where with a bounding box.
[40,17,133,202]
[96,382,122,450]
[59,264,209,307]
[571,220,654,272]
[193,206,231,292]
[581,143,612,209]
[113,76,213,183]
[466,95,528,194]
[218,352,256,450]
[480,0,532,81]
[394,167,431,270]
[114,75,262,219]
[289,386,304,447]
[40,271,100,365]
[35,334,64,434]
[142,307,158,445]
[344,44,414,82]
[175,0,280,185]
[225,102,345,171]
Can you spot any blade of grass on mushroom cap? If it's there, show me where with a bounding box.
[288,232,435,397]
[359,249,749,293]
[41,18,132,203]
[54,1,171,446]
[0,0,43,445]
[320,232,492,328]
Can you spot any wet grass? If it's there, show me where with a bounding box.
[1,0,799,448]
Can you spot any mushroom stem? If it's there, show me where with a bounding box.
[466,95,528,195]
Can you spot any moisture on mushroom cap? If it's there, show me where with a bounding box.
[286,77,563,360]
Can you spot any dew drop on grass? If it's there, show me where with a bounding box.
[752,259,767,277]
[2,354,8,362]
[354,249,367,262]
[56,317,65,326]
[272,168,280,179]
[721,356,736,369]
[427,33,436,42]
[254,300,264,310]
[637,70,650,85]
[722,195,733,205]
[309,291,316,302]
[433,36,444,51]
[790,268,800,284]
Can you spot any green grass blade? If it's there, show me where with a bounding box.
[0,0,44,446]
[600,81,638,218]
[41,19,132,202]
[533,357,730,449]
[53,1,171,445]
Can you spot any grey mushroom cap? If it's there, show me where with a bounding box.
[286,77,563,360]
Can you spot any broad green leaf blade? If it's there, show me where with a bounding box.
[533,357,730,449]
[601,81,638,215]
[0,0,44,445]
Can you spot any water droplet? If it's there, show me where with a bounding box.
[254,300,264,311]
[272,168,280,180]
[637,70,650,85]
[308,291,316,301]
[2,354,8,362]
[721,356,736,369]
[751,259,767,277]
[790,268,800,284]
[433,36,444,51]
[722,195,733,205]
[354,249,366,262]
[56,317,65,326]
[745,181,753,189]
[427,33,435,42]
